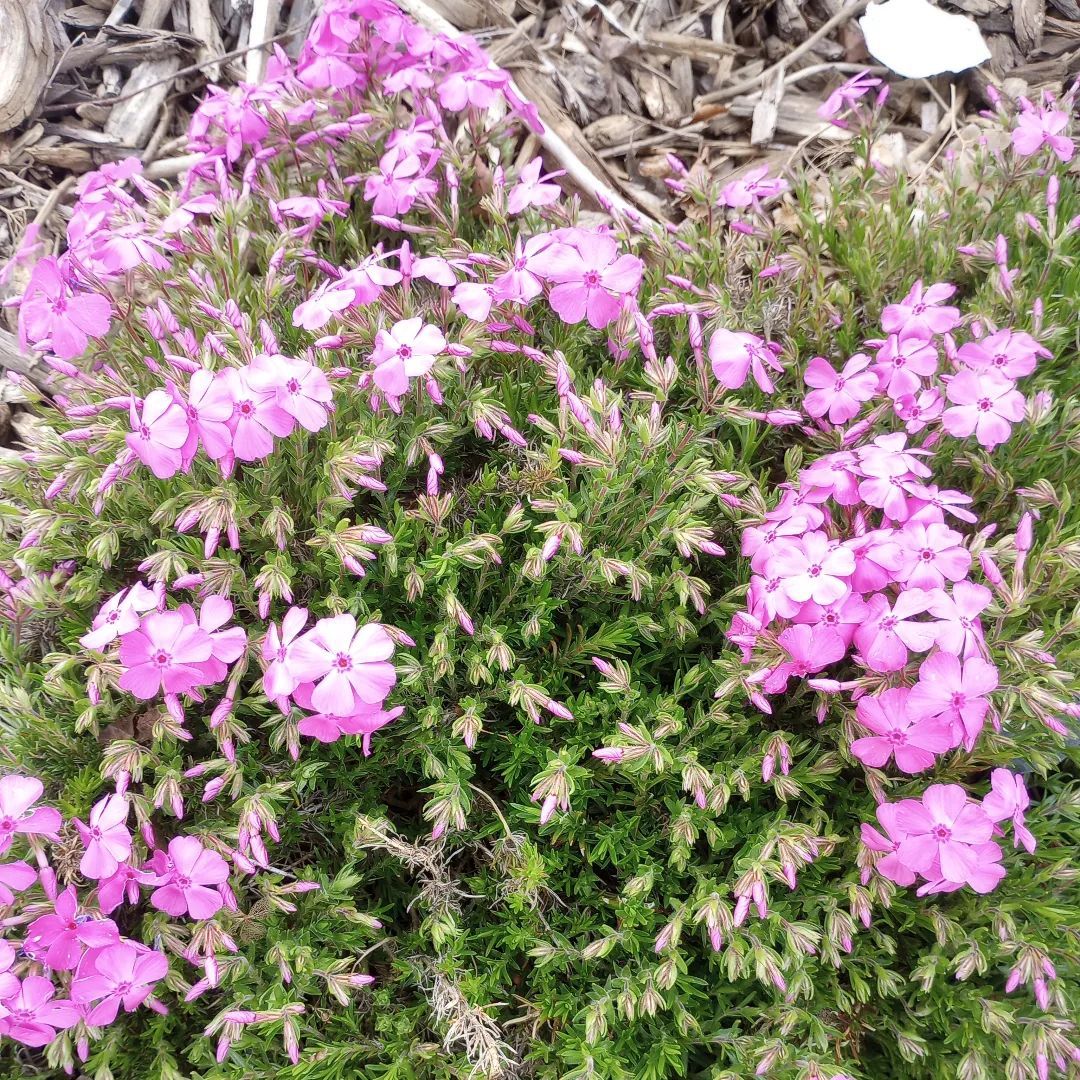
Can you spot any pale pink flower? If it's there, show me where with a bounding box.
[873,329,938,399]
[80,583,158,650]
[896,784,995,886]
[765,531,855,606]
[847,529,905,592]
[363,145,438,218]
[791,592,868,647]
[0,776,62,854]
[542,234,644,330]
[492,235,549,303]
[18,257,112,359]
[293,682,404,755]
[247,353,333,432]
[803,353,877,424]
[181,596,247,687]
[942,370,1026,449]
[982,768,1036,853]
[305,615,396,715]
[709,329,783,393]
[452,281,501,321]
[126,390,191,479]
[506,157,562,215]
[927,581,991,658]
[150,836,229,919]
[25,887,119,970]
[854,588,939,673]
[71,941,168,1026]
[764,623,846,693]
[118,610,214,699]
[223,366,297,462]
[1012,107,1074,163]
[908,651,998,750]
[880,281,960,336]
[818,69,882,122]
[437,65,507,112]
[0,975,79,1047]
[956,329,1049,380]
[0,860,36,905]
[370,318,446,395]
[895,388,943,434]
[897,521,971,589]
[74,794,132,880]
[184,369,235,464]
[262,607,330,704]
[861,803,917,886]
[851,687,954,773]
[717,165,788,208]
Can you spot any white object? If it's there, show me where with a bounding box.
[859,0,991,79]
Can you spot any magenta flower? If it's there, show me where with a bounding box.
[895,388,943,434]
[543,234,644,330]
[956,329,1049,380]
[363,145,438,218]
[0,975,79,1047]
[96,862,157,915]
[178,596,247,687]
[792,592,868,647]
[247,353,333,433]
[79,582,158,651]
[370,318,446,395]
[895,784,995,886]
[74,794,132,880]
[927,580,991,658]
[873,329,938,399]
[18,257,112,359]
[117,610,214,699]
[908,651,999,750]
[305,615,396,715]
[717,165,788,209]
[854,588,939,673]
[764,623,846,693]
[880,280,960,336]
[294,256,402,329]
[293,682,405,755]
[709,329,783,393]
[982,768,1036,854]
[850,687,954,774]
[1012,107,1074,163]
[150,836,229,920]
[0,776,62,854]
[437,66,507,112]
[802,354,878,424]
[897,521,971,589]
[0,860,36,905]
[262,607,330,704]
[942,370,1026,449]
[223,367,297,462]
[126,390,191,479]
[452,281,501,322]
[506,157,562,215]
[861,802,917,886]
[25,886,119,970]
[765,531,855,606]
[818,69,882,122]
[71,941,169,1026]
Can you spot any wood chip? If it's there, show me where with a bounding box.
[1012,0,1046,53]
[104,56,182,148]
[0,0,62,134]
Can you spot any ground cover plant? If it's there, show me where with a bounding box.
[0,3,1078,1078]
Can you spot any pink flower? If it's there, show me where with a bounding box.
[437,65,507,112]
[709,329,783,393]
[803,353,878,424]
[982,768,1036,854]
[0,975,79,1047]
[452,281,501,322]
[25,886,119,970]
[71,941,168,1025]
[880,280,960,337]
[897,521,971,589]
[1012,107,1074,163]
[0,776,62,854]
[117,610,214,699]
[917,839,1005,895]
[183,369,235,464]
[75,794,132,880]
[18,257,112,359]
[363,144,439,218]
[370,318,446,395]
[223,366,297,462]
[792,592,868,647]
[126,390,191,479]
[293,682,405,755]
[895,388,943,434]
[492,235,549,303]
[247,353,333,433]
[818,69,882,121]
[850,687,954,773]
[80,582,158,650]
[304,615,396,715]
[861,803,917,886]
[854,588,938,673]
[96,863,157,915]
[873,329,938,399]
[262,607,329,704]
[764,623,846,693]
[942,370,1026,449]
[0,860,36,905]
[150,836,229,920]
[717,165,788,209]
[908,651,998,751]
[542,234,644,330]
[956,329,1049,380]
[180,596,247,687]
[926,580,991,657]
[506,157,562,215]
[895,784,995,886]
[765,531,855,606]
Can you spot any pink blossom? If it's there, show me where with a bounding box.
[150,836,229,919]
[799,451,863,506]
[717,165,788,209]
[18,257,112,359]
[492,235,549,303]
[956,329,1049,379]
[126,390,191,479]
[873,329,938,399]
[80,582,158,650]
[180,596,246,687]
[262,607,329,704]
[247,353,333,432]
[942,370,1026,449]
[304,615,396,715]
[765,531,854,606]
[854,588,938,673]
[542,234,644,330]
[895,784,995,887]
[926,580,991,657]
[118,610,214,699]
[363,144,438,218]
[96,863,158,915]
[880,280,960,337]
[916,839,1006,895]
[709,329,783,393]
[74,794,132,880]
[895,388,943,433]
[452,281,501,321]
[0,776,62,854]
[1012,107,1074,163]
[908,651,998,751]
[818,69,882,122]
[802,354,878,424]
[764,623,846,693]
[506,157,562,215]
[183,369,235,464]
[791,592,868,647]
[437,65,507,112]
[71,941,169,1026]
[293,682,404,755]
[897,521,971,589]
[222,366,297,461]
[0,975,79,1047]
[851,687,954,774]
[370,318,446,395]
[0,860,36,905]
[982,768,1036,853]
[25,886,119,970]
[861,803,917,886]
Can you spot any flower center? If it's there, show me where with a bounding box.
[950,692,966,710]
[959,616,972,629]
[138,424,151,439]
[880,616,898,631]
[152,650,171,667]
[912,302,926,314]
[808,564,822,577]
[334,652,352,671]
[931,824,951,841]
[833,377,846,390]
[920,548,935,562]
[89,826,103,840]
[237,400,255,417]
[286,378,301,394]
[886,730,907,746]
[397,344,412,359]
[514,257,527,270]
[993,353,1007,367]
[977,398,993,412]
[106,611,119,623]
[0,818,14,833]
[583,270,601,288]
[114,981,133,995]
[175,875,192,889]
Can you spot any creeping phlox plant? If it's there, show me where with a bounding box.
[0,4,1078,1078]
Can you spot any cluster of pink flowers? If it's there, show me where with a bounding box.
[262,608,402,754]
